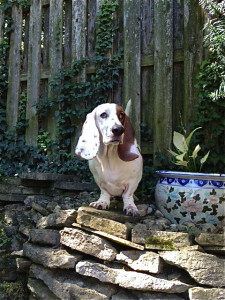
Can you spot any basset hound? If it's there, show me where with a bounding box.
[75,101,143,216]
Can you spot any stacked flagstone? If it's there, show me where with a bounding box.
[0,174,224,299]
[16,206,225,300]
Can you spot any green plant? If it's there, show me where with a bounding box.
[16,90,28,135]
[37,129,52,152]
[37,0,122,153]
[95,0,119,56]
[194,0,225,173]
[0,226,11,249]
[2,281,27,300]
[0,0,122,180]
[168,127,210,172]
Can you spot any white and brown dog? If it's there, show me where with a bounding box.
[75,101,143,216]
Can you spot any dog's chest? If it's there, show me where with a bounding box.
[99,156,130,181]
[89,155,135,193]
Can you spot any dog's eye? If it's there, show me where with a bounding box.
[119,113,125,121]
[100,112,108,119]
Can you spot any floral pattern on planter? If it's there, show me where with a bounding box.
[155,171,225,225]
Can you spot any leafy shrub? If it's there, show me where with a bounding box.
[195,0,225,173]
[0,1,121,180]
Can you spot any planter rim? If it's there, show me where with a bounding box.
[155,170,225,179]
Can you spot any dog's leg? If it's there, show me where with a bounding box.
[122,185,139,216]
[89,188,111,210]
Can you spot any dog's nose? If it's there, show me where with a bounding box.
[112,125,124,136]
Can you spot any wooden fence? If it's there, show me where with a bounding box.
[1,0,205,156]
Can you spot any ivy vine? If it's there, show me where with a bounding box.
[195,0,225,173]
[37,0,122,153]
[0,0,122,178]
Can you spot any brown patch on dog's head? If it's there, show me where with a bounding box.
[116,105,139,162]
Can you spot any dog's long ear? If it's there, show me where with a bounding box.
[75,110,100,160]
[118,114,139,162]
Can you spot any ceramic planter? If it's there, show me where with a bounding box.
[155,170,225,225]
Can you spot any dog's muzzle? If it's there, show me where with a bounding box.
[112,125,124,137]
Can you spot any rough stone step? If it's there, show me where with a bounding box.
[189,287,225,300]
[76,209,130,239]
[160,249,225,287]
[76,260,191,293]
[72,223,144,251]
[30,264,117,300]
[23,243,81,269]
[132,226,192,250]
[77,206,141,223]
[195,233,225,247]
[116,250,163,274]
[60,227,118,261]
[37,209,77,229]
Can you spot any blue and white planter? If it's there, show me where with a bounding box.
[155,171,225,225]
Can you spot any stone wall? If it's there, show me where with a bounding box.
[0,174,225,300]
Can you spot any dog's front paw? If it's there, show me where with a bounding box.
[89,201,109,210]
[123,204,139,216]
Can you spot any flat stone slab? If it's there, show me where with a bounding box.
[116,250,163,274]
[23,243,81,269]
[0,193,26,202]
[30,264,117,300]
[203,246,225,254]
[29,229,60,247]
[76,260,191,293]
[77,206,141,223]
[73,223,144,251]
[53,181,97,191]
[76,209,129,239]
[195,233,225,247]
[133,291,186,300]
[132,227,192,250]
[60,227,118,261]
[20,172,75,181]
[37,209,77,228]
[28,278,60,300]
[160,249,225,287]
[189,287,225,300]
[16,257,32,271]
[31,202,49,216]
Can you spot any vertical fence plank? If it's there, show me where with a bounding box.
[0,9,4,42]
[64,0,72,67]
[42,5,50,69]
[141,0,154,56]
[141,0,154,153]
[47,0,63,139]
[71,0,87,151]
[183,0,204,128]
[172,0,184,130]
[153,0,173,156]
[123,0,141,143]
[25,0,42,146]
[6,4,22,130]
[71,0,87,67]
[141,66,154,154]
[87,0,97,60]
[21,12,30,73]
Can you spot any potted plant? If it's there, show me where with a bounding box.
[155,127,225,226]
